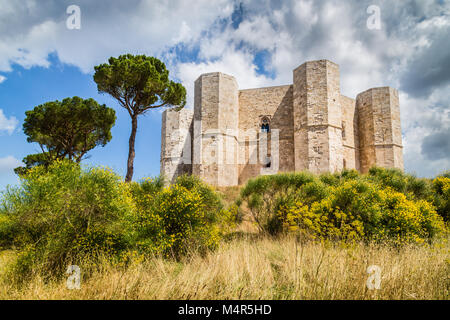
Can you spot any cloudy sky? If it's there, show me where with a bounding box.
[0,0,449,189]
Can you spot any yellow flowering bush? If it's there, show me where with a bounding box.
[0,163,227,279]
[127,175,223,257]
[0,160,134,281]
[280,181,445,243]
[240,170,446,243]
[238,172,317,233]
[367,167,433,200]
[1,160,447,281]
[432,175,450,221]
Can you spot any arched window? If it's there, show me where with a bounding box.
[261,117,270,132]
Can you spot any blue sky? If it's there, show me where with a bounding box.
[0,54,164,187]
[0,0,449,190]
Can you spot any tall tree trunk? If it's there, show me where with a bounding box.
[125,115,138,182]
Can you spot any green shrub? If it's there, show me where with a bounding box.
[239,170,446,243]
[175,174,223,217]
[0,163,233,280]
[279,180,445,243]
[367,167,433,200]
[0,160,133,281]
[128,176,165,214]
[127,175,223,257]
[432,175,450,222]
[239,172,315,233]
[366,167,449,222]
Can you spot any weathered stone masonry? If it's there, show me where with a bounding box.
[161,59,404,186]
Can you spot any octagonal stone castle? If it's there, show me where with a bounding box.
[161,59,404,186]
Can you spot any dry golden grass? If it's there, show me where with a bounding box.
[0,235,448,300]
[215,186,241,207]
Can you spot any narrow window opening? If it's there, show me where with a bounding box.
[261,117,270,132]
[342,121,346,140]
[265,156,271,168]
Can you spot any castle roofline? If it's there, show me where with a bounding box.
[293,59,339,72]
[239,84,292,92]
[162,106,193,115]
[340,94,355,101]
[194,71,236,82]
[356,86,397,98]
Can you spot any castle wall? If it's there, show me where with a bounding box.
[292,64,309,172]
[160,108,193,184]
[237,85,294,184]
[340,95,359,170]
[356,87,403,173]
[161,59,404,186]
[192,72,239,186]
[293,60,343,174]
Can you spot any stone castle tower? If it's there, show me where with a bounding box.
[161,59,404,186]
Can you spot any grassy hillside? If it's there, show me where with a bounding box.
[0,161,448,299]
[0,236,448,299]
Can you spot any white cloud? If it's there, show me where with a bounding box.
[400,88,450,177]
[172,0,449,177]
[0,156,22,173]
[0,0,234,73]
[0,75,5,83]
[0,109,18,135]
[173,0,407,99]
[175,49,276,108]
[0,156,21,190]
